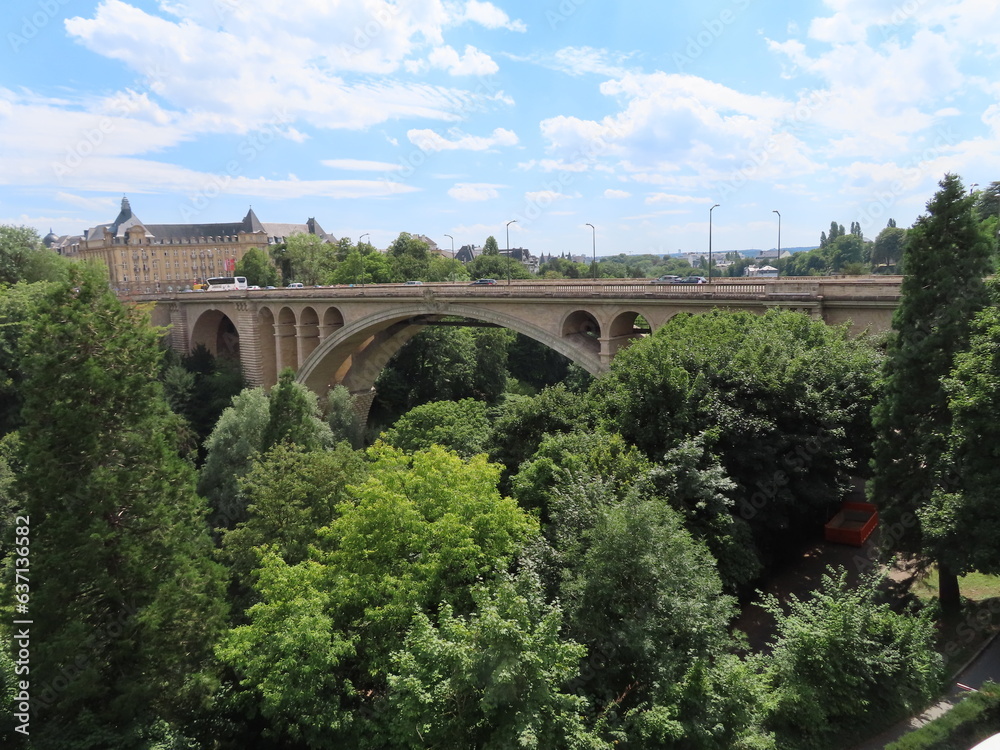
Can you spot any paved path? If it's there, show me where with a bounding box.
[849,634,1000,750]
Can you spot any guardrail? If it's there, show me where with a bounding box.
[131,276,902,303]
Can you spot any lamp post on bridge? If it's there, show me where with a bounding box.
[358,233,370,288]
[506,220,517,285]
[585,223,596,280]
[773,210,781,273]
[709,204,719,282]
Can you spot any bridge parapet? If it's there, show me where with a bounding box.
[134,276,901,399]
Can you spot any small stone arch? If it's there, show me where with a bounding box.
[276,306,298,371]
[190,309,241,359]
[258,307,277,387]
[560,309,601,357]
[299,306,321,363]
[606,310,649,358]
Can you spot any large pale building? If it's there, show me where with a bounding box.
[44,197,332,295]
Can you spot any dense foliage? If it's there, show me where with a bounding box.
[593,308,883,568]
[872,173,993,611]
[4,170,999,746]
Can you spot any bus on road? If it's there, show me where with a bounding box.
[205,276,248,291]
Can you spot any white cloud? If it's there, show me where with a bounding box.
[808,12,869,43]
[462,0,526,32]
[511,47,632,78]
[448,182,503,201]
[322,159,404,171]
[524,190,573,203]
[408,127,518,151]
[604,189,631,199]
[63,0,499,135]
[424,44,499,76]
[645,193,708,205]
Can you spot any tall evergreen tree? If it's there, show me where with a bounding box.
[260,368,334,452]
[16,266,227,746]
[482,235,500,255]
[871,173,992,613]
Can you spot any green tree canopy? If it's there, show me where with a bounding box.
[482,235,500,255]
[16,266,227,745]
[234,246,279,287]
[284,232,335,285]
[763,569,941,749]
[871,173,992,612]
[0,225,71,285]
[381,398,491,458]
[594,309,882,563]
[218,444,538,747]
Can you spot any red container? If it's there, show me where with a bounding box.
[824,501,879,546]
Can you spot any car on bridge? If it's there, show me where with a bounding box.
[403,280,424,285]
[677,276,707,284]
[287,282,305,289]
[651,275,682,284]
[470,278,498,285]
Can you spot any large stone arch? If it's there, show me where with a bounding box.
[296,302,605,397]
[190,308,241,359]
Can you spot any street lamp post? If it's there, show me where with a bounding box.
[772,209,781,255]
[506,220,517,285]
[585,223,596,280]
[444,233,454,282]
[709,204,719,282]
[359,233,369,288]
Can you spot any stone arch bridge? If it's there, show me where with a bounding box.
[144,277,901,418]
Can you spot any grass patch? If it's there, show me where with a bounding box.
[914,568,1000,603]
[885,682,1000,750]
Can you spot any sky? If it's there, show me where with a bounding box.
[1,0,999,257]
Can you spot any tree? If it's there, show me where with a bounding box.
[197,386,271,530]
[387,573,611,750]
[234,247,279,287]
[381,398,491,458]
[468,253,532,281]
[871,173,992,614]
[921,300,1000,579]
[15,266,227,746]
[594,309,883,564]
[261,368,335,452]
[0,225,71,285]
[483,235,500,255]
[486,384,588,483]
[872,224,906,272]
[220,442,368,594]
[0,282,53,435]
[557,484,739,735]
[284,232,334,285]
[218,444,538,747]
[763,569,941,749]
[326,384,364,448]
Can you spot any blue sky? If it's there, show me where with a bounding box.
[2,0,998,256]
